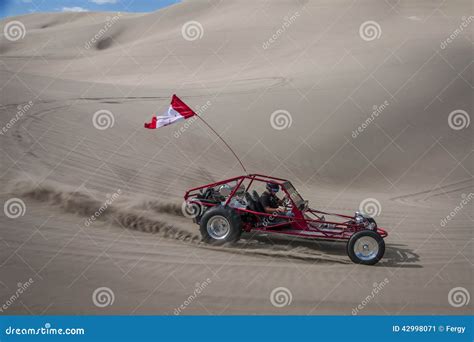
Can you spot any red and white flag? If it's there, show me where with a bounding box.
[144,94,196,129]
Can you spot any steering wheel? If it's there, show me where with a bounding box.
[298,200,309,211]
[282,196,292,208]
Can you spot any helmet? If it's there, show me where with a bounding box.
[266,182,280,193]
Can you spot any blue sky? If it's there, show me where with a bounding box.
[0,0,181,18]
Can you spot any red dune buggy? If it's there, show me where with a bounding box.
[184,174,388,265]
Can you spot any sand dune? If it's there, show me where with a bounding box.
[0,0,472,314]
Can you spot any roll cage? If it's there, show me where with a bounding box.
[184,174,387,241]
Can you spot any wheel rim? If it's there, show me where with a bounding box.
[207,215,231,240]
[354,236,379,261]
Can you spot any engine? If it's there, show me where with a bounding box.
[354,211,377,230]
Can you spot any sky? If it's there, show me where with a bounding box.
[0,0,181,18]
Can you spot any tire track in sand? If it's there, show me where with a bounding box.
[9,178,350,264]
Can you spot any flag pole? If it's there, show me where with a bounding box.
[195,114,248,174]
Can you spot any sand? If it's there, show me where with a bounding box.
[0,0,472,315]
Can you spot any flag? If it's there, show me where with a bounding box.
[144,94,196,129]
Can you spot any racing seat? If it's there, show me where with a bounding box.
[245,192,258,211]
[252,190,265,213]
[243,191,267,227]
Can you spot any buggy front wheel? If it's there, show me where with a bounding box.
[347,230,385,265]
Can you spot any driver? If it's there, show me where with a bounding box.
[260,183,287,215]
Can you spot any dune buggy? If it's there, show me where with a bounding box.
[184,174,387,265]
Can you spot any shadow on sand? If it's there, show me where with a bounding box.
[243,233,421,268]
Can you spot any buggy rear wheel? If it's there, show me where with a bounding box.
[199,206,242,245]
[347,230,385,265]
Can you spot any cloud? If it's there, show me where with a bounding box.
[62,6,89,12]
[89,0,118,4]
